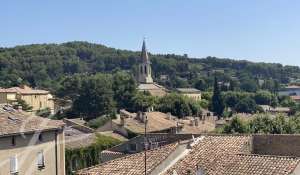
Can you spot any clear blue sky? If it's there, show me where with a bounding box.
[1,0,300,66]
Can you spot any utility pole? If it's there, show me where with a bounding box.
[144,112,148,175]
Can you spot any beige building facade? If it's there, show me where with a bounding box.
[176,88,202,101]
[0,106,65,175]
[0,85,55,114]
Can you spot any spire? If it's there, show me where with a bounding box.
[141,38,149,63]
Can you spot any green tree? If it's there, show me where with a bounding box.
[132,91,156,112]
[112,71,137,110]
[240,79,258,92]
[14,99,33,111]
[254,90,273,105]
[73,74,115,119]
[211,76,225,118]
[223,117,248,134]
[235,97,257,113]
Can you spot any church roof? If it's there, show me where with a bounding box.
[137,83,167,97]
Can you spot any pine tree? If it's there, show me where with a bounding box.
[212,76,225,118]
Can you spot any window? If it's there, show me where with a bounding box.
[10,156,18,175]
[38,133,43,142]
[129,144,137,152]
[140,66,143,74]
[37,151,45,169]
[39,101,42,108]
[144,66,147,74]
[11,136,16,146]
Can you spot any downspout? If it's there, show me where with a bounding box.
[55,130,58,175]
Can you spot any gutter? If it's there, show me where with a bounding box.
[55,130,58,175]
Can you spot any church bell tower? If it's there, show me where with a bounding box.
[138,39,153,84]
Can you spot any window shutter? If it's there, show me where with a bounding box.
[10,156,18,173]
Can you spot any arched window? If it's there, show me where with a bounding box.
[145,66,147,74]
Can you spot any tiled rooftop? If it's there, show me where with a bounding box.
[113,111,177,133]
[137,83,167,96]
[165,136,251,175]
[78,135,300,175]
[176,88,201,93]
[0,106,64,137]
[222,154,300,175]
[0,85,49,95]
[77,143,178,175]
[165,136,300,175]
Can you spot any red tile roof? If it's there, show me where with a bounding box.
[77,135,300,175]
[0,106,64,137]
[165,136,300,175]
[77,143,178,175]
[291,96,300,101]
[0,86,49,95]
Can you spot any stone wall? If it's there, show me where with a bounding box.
[252,134,300,157]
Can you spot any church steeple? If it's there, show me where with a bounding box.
[141,39,149,63]
[138,39,153,84]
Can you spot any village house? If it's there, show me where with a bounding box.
[0,85,55,114]
[63,118,127,174]
[176,88,202,101]
[291,96,300,103]
[98,110,179,138]
[97,109,216,138]
[278,85,300,96]
[0,104,65,175]
[99,133,201,162]
[77,134,300,175]
[136,39,168,97]
[259,105,291,115]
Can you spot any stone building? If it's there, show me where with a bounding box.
[137,39,167,97]
[97,110,179,138]
[176,88,202,101]
[278,85,300,96]
[0,105,65,175]
[0,85,55,114]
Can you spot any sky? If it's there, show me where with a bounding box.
[1,0,300,66]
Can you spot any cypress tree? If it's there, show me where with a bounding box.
[212,76,225,118]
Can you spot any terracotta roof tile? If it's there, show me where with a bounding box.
[0,86,49,95]
[222,154,300,175]
[165,136,300,175]
[76,143,178,175]
[0,106,64,137]
[113,112,177,133]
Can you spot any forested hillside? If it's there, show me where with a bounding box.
[1,41,300,93]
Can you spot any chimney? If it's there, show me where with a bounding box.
[142,112,148,123]
[194,118,199,126]
[190,119,195,126]
[18,105,22,112]
[167,112,172,120]
[136,111,147,123]
[120,115,125,126]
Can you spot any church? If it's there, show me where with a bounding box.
[136,39,167,97]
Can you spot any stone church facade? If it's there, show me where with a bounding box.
[136,39,167,97]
